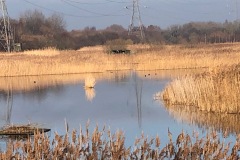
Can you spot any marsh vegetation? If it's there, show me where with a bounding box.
[0,124,239,159]
[1,43,240,76]
[0,43,240,158]
[159,64,240,114]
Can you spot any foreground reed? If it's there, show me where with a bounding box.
[158,64,240,114]
[0,124,239,159]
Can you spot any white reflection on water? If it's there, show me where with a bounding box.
[0,70,238,147]
[85,88,96,102]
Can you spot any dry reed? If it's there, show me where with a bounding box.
[0,124,239,159]
[84,75,96,88]
[22,47,60,57]
[1,43,240,77]
[158,64,240,114]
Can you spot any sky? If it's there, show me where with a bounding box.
[5,0,240,31]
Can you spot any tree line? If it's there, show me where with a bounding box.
[8,10,240,51]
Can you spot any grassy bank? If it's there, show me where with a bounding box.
[1,43,240,76]
[158,64,240,114]
[0,125,239,159]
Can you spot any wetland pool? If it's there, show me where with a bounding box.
[0,70,238,147]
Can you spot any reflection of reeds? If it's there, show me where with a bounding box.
[85,88,96,101]
[0,72,129,92]
[0,123,239,159]
[162,103,240,135]
[160,64,240,114]
[84,75,96,101]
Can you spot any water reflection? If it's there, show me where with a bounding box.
[162,104,240,135]
[85,88,96,102]
[5,89,13,125]
[133,73,143,128]
[0,69,196,93]
[0,69,227,147]
[0,72,132,93]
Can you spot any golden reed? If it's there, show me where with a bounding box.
[159,64,240,114]
[1,43,240,77]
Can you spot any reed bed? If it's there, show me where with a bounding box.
[22,47,61,57]
[158,64,240,114]
[1,43,240,77]
[0,124,239,159]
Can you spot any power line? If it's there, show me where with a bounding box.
[64,0,130,4]
[62,0,129,17]
[22,0,129,18]
[61,0,111,5]
[105,0,130,4]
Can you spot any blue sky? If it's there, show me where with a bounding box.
[6,0,239,30]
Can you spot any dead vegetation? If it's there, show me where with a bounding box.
[0,124,50,136]
[158,64,240,114]
[0,124,239,159]
[1,43,240,77]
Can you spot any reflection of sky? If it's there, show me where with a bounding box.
[0,73,237,147]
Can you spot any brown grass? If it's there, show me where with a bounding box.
[1,43,240,77]
[22,47,61,57]
[159,64,240,114]
[0,124,239,159]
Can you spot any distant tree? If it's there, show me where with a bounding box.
[46,13,66,33]
[189,32,199,44]
[10,8,240,50]
[20,10,45,35]
[82,26,97,36]
[105,24,126,33]
[145,25,163,43]
[15,10,67,50]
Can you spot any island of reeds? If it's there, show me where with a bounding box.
[157,64,240,114]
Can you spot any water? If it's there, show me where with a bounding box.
[0,70,238,147]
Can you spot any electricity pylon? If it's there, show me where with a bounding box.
[0,0,13,52]
[128,0,145,42]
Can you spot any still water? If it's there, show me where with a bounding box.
[0,70,238,147]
